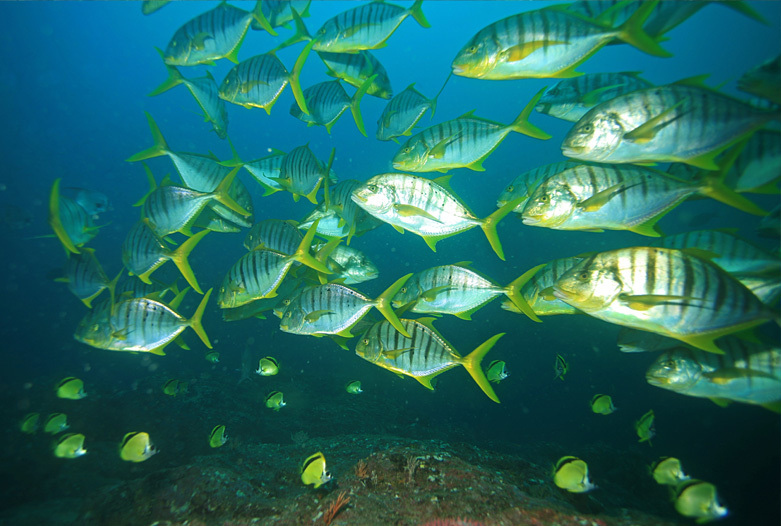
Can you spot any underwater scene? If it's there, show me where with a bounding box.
[1,1,780,525]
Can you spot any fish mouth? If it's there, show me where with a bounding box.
[452,64,464,75]
[351,192,368,204]
[521,215,541,225]
[552,288,572,301]
[561,145,584,156]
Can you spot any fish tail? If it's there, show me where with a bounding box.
[220,137,243,168]
[698,154,768,216]
[168,286,190,310]
[480,196,524,261]
[293,220,333,276]
[505,264,545,323]
[188,288,213,349]
[289,39,316,117]
[169,229,210,294]
[461,333,504,403]
[48,178,81,254]
[615,1,672,58]
[375,273,413,337]
[212,167,250,216]
[350,75,376,137]
[315,237,341,284]
[133,163,158,207]
[270,3,311,53]
[104,266,124,310]
[721,1,768,25]
[149,48,184,96]
[509,87,551,140]
[126,112,169,162]
[251,1,277,36]
[409,0,431,28]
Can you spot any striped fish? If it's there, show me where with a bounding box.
[252,0,311,30]
[48,179,98,254]
[655,229,781,277]
[117,275,179,301]
[223,278,303,322]
[324,179,381,244]
[352,172,527,260]
[355,318,503,403]
[738,55,781,106]
[724,129,781,194]
[553,247,778,354]
[496,161,573,213]
[240,149,287,195]
[149,49,228,139]
[390,263,541,322]
[567,0,766,40]
[507,256,586,317]
[243,218,303,252]
[616,327,681,354]
[122,220,209,294]
[194,207,242,233]
[57,248,120,308]
[391,88,550,172]
[218,222,332,308]
[312,242,379,284]
[279,274,411,337]
[218,51,310,115]
[536,71,653,122]
[451,2,669,80]
[376,75,450,142]
[646,337,781,411]
[298,202,381,240]
[163,2,275,66]
[521,163,766,236]
[74,288,213,355]
[562,81,781,170]
[140,168,248,237]
[318,50,392,99]
[275,145,333,204]
[290,78,374,136]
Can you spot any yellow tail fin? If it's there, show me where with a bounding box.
[188,288,213,349]
[461,333,504,403]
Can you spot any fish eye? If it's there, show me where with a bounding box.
[90,324,99,333]
[400,287,407,293]
[402,147,411,153]
[467,45,477,53]
[325,470,332,478]
[506,185,514,192]
[362,338,369,345]
[540,195,549,202]
[367,184,377,192]
[578,271,589,280]
[581,124,593,133]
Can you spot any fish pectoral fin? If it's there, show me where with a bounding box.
[391,224,405,234]
[708,397,732,408]
[429,132,463,159]
[341,23,371,39]
[305,310,336,323]
[393,204,443,223]
[381,348,414,359]
[624,99,688,144]
[421,285,452,302]
[192,32,213,51]
[540,286,557,301]
[577,182,638,212]
[502,40,568,62]
[111,329,129,341]
[619,294,702,311]
[703,367,780,384]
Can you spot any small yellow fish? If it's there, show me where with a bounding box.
[205,351,220,363]
[590,394,616,415]
[209,425,228,448]
[162,379,188,397]
[486,360,509,383]
[119,432,158,462]
[674,480,728,523]
[553,456,596,493]
[53,433,87,459]
[635,409,655,445]
[43,413,70,435]
[345,380,363,394]
[300,451,332,488]
[651,457,689,486]
[19,413,40,434]
[56,377,87,400]
[256,357,280,376]
[265,391,286,411]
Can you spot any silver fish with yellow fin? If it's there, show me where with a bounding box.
[646,338,781,412]
[562,80,780,171]
[738,54,781,106]
[301,451,332,488]
[673,480,728,524]
[56,377,86,400]
[451,2,669,80]
[318,50,392,99]
[352,173,521,260]
[162,2,275,67]
[314,242,379,285]
[279,274,411,338]
[57,248,121,308]
[48,178,98,255]
[376,75,450,142]
[391,89,550,173]
[244,219,303,253]
[390,262,541,322]
[553,247,778,354]
[355,318,503,403]
[553,456,596,493]
[513,256,584,317]
[119,432,157,463]
[290,77,374,136]
[275,146,334,205]
[53,433,87,459]
[496,161,574,214]
[651,457,689,486]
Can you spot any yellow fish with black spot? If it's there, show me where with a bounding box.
[209,425,228,448]
[301,451,332,488]
[119,432,158,463]
[553,456,596,493]
[56,377,87,400]
[53,433,87,459]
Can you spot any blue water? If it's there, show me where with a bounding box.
[1,1,779,524]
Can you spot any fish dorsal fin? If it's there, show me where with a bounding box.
[671,74,711,89]
[702,367,780,384]
[456,109,477,120]
[580,83,626,106]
